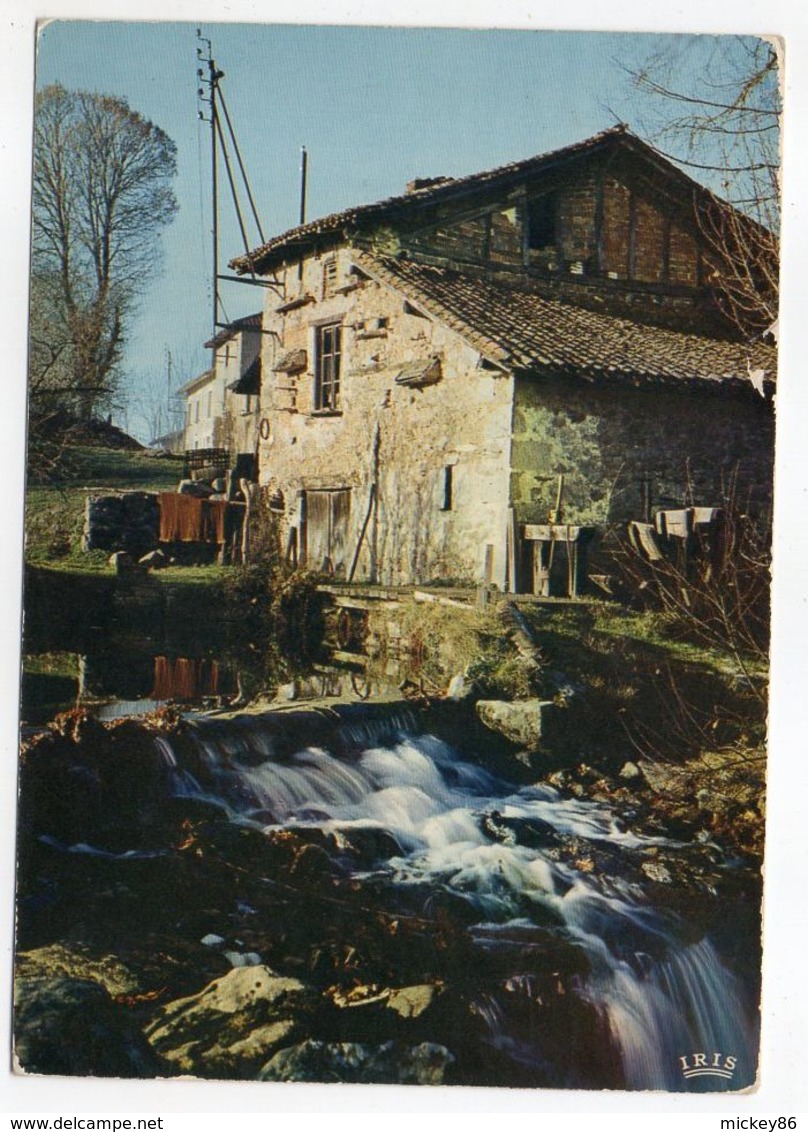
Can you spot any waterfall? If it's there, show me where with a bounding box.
[153,711,758,1092]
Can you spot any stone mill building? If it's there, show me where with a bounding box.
[229,125,776,591]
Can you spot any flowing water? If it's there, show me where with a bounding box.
[149,709,757,1092]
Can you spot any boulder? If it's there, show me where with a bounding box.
[15,944,140,998]
[14,976,166,1078]
[259,1039,455,1085]
[328,980,442,1020]
[144,964,313,1079]
[475,699,555,749]
[108,550,133,570]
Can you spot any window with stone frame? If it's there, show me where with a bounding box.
[314,323,342,412]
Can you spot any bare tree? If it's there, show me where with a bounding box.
[626,36,780,338]
[31,84,178,423]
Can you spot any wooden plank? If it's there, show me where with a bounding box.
[329,650,368,669]
[330,594,401,611]
[348,484,376,583]
[305,490,332,572]
[329,489,352,577]
[483,543,494,584]
[285,526,298,568]
[507,507,518,594]
[522,523,583,542]
[413,590,472,610]
[533,541,551,597]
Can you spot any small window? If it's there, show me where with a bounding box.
[195,400,200,424]
[528,193,557,250]
[207,390,213,418]
[315,323,342,411]
[441,465,453,511]
[323,259,339,298]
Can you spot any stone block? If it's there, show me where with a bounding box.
[475,698,555,749]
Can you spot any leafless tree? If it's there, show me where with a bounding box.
[31,85,178,424]
[626,36,780,338]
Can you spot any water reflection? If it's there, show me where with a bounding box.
[21,646,399,725]
[21,648,240,724]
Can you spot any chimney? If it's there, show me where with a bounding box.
[406,175,454,194]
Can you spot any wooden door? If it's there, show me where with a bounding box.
[304,489,351,576]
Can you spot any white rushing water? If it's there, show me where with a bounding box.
[164,718,758,1092]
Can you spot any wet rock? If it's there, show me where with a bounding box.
[475,699,554,750]
[14,976,167,1078]
[144,964,314,1079]
[328,981,442,1020]
[223,951,262,969]
[619,761,642,781]
[641,860,673,885]
[387,984,441,1020]
[638,759,691,794]
[258,1039,455,1085]
[334,824,404,867]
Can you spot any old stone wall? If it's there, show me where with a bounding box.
[83,493,160,555]
[258,249,514,587]
[510,375,774,528]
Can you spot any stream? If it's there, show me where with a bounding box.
[131,707,758,1091]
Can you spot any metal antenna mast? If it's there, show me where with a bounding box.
[196,29,279,358]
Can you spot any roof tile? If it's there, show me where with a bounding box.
[355,252,776,389]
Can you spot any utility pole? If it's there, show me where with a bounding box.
[197,28,280,350]
[197,30,225,361]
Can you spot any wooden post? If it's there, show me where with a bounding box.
[348,483,377,583]
[286,526,298,568]
[506,508,518,594]
[240,480,258,565]
[484,543,494,585]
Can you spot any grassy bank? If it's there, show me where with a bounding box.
[24,446,221,586]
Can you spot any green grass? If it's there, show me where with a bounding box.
[514,599,767,768]
[24,446,185,572]
[524,601,767,680]
[22,651,81,678]
[35,446,184,490]
[158,565,229,586]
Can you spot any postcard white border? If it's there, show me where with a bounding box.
[1,0,806,1120]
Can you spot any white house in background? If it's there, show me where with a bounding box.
[179,312,263,456]
[178,367,218,451]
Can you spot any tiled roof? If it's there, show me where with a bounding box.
[354,252,776,389]
[233,126,639,273]
[176,368,215,397]
[204,312,263,350]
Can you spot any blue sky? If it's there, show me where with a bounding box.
[34,23,772,438]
